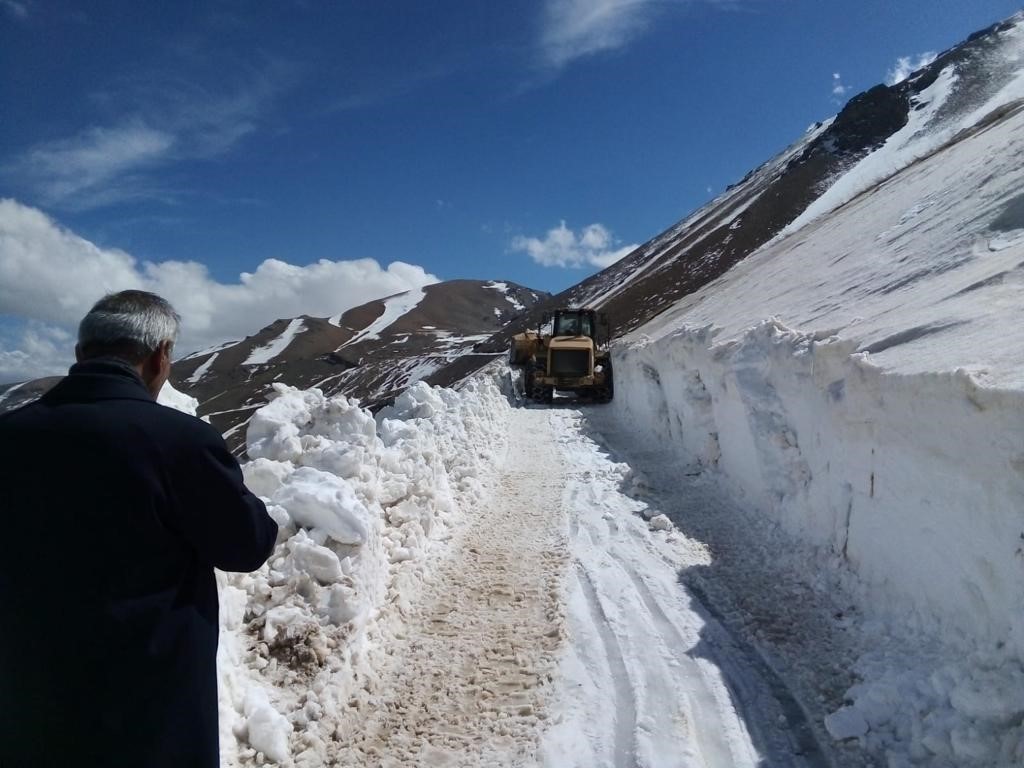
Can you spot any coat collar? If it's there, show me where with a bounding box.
[42,357,155,405]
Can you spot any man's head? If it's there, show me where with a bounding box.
[76,290,181,398]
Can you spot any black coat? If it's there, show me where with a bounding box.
[0,359,278,767]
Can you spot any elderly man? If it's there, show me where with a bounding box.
[0,290,278,767]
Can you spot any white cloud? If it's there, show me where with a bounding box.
[511,220,637,269]
[0,198,439,381]
[832,72,848,97]
[14,123,176,205]
[539,0,668,69]
[0,323,73,383]
[5,63,293,210]
[886,51,938,86]
[0,0,28,20]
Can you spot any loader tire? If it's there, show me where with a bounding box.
[600,362,614,402]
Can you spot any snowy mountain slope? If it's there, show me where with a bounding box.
[164,279,545,452]
[602,12,1024,766]
[446,13,1024,380]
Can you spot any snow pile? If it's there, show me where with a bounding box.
[156,380,200,414]
[214,374,510,766]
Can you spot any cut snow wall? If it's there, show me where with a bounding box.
[612,320,1024,656]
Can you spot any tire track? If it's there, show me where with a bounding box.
[575,564,639,768]
[615,562,739,767]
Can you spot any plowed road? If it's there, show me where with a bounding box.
[330,406,829,767]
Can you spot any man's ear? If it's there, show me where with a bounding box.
[74,344,83,363]
[142,344,165,375]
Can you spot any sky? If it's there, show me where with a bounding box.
[1,0,1022,381]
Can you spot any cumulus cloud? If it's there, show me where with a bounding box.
[0,323,73,383]
[0,199,438,381]
[511,220,637,269]
[886,51,938,86]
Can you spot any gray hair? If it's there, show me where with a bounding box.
[78,290,181,363]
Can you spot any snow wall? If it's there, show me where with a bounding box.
[611,320,1024,659]
[205,376,510,765]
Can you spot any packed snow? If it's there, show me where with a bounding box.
[244,319,308,366]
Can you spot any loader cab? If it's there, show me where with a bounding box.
[552,310,595,339]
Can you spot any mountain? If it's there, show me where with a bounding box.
[455,12,1024,362]
[169,279,546,451]
[4,12,1022,450]
[0,279,546,450]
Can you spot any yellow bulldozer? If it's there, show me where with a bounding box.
[508,308,613,403]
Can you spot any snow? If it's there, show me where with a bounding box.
[486,280,526,311]
[156,380,199,414]
[539,408,769,768]
[339,288,426,347]
[213,374,512,765]
[243,319,307,366]
[602,29,1024,762]
[0,381,25,408]
[825,707,870,741]
[150,20,1024,767]
[242,687,292,763]
[782,16,1024,240]
[180,338,240,361]
[186,352,218,384]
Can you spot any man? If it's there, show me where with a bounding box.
[0,290,278,767]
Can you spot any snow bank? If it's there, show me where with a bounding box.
[610,321,1024,764]
[214,374,510,765]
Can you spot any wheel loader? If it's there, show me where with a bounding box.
[508,308,613,403]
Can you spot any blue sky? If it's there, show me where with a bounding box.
[1,0,1021,379]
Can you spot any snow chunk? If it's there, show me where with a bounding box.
[288,531,345,584]
[825,706,869,741]
[243,687,291,763]
[649,513,673,531]
[242,458,294,498]
[271,467,370,545]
